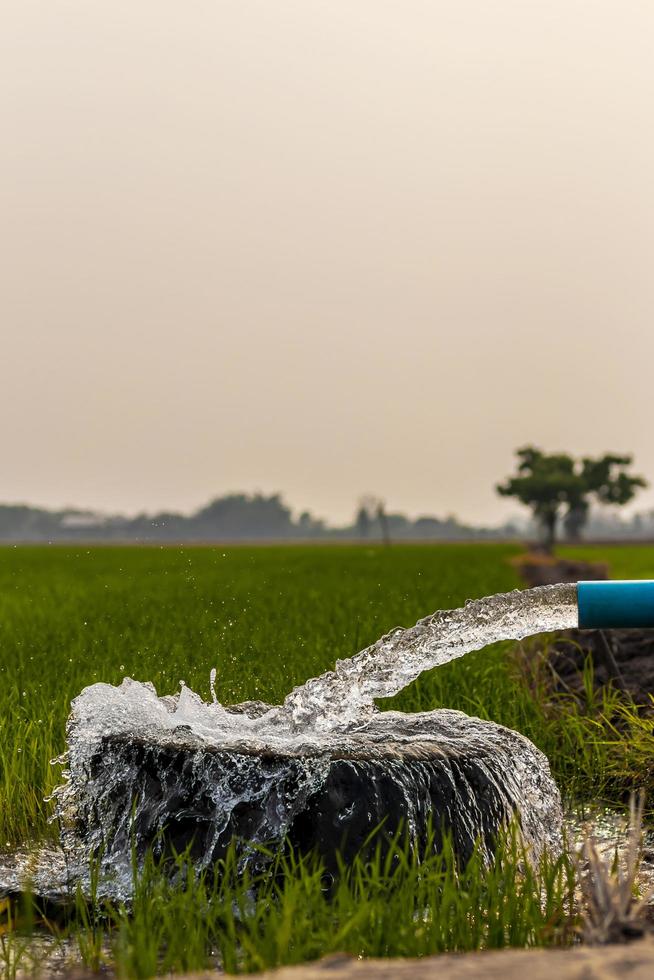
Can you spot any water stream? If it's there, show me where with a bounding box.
[276,581,578,732]
[36,584,578,889]
[0,584,581,899]
[58,582,579,752]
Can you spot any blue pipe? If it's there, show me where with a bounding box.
[577,580,654,629]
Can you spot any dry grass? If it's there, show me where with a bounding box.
[577,793,653,944]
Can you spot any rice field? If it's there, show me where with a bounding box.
[0,542,524,845]
[0,542,652,975]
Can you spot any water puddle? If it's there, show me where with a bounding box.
[565,808,654,900]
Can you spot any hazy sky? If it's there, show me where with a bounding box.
[2,2,654,525]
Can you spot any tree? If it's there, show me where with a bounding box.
[192,493,295,539]
[375,500,391,547]
[355,504,371,539]
[355,495,391,544]
[497,447,647,550]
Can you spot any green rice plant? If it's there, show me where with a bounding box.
[0,895,42,980]
[97,824,577,977]
[2,542,654,843]
[2,540,653,976]
[73,850,108,973]
[0,543,522,844]
[506,636,654,812]
[560,544,654,581]
[584,699,654,807]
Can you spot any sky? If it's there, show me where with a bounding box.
[2,1,654,526]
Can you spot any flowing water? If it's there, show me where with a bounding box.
[40,584,578,892]
[2,584,580,898]
[276,581,579,732]
[58,582,579,751]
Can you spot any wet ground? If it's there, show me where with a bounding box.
[1,807,653,978]
[565,808,654,902]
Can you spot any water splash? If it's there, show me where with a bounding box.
[47,583,577,894]
[57,583,578,747]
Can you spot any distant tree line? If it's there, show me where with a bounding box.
[0,493,518,543]
[2,450,651,544]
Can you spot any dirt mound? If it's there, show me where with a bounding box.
[546,628,654,706]
[513,551,608,587]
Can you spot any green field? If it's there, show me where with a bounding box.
[2,542,654,844]
[1,542,524,843]
[1,543,652,975]
[560,543,654,579]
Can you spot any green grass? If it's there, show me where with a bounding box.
[2,542,654,843]
[108,829,576,975]
[0,543,522,844]
[8,826,576,977]
[1,542,654,975]
[560,543,654,579]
